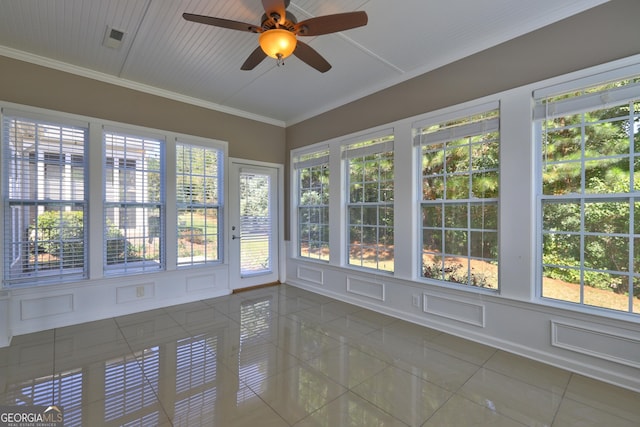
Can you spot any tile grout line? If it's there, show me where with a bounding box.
[113,316,175,426]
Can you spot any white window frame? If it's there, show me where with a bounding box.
[534,64,640,315]
[103,127,165,276]
[293,147,330,262]
[414,102,500,290]
[176,140,224,267]
[342,129,395,273]
[2,109,89,287]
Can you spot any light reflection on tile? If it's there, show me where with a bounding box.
[348,309,398,328]
[423,394,526,427]
[324,314,382,338]
[426,332,497,365]
[5,329,55,369]
[274,319,343,361]
[552,397,638,427]
[209,386,290,427]
[275,296,316,315]
[564,374,640,423]
[484,350,571,393]
[351,365,452,426]
[294,391,409,427]
[84,397,173,427]
[369,319,442,345]
[391,341,480,392]
[287,303,354,324]
[0,284,638,427]
[223,341,304,392]
[458,367,563,426]
[306,344,389,388]
[250,364,348,425]
[115,311,186,349]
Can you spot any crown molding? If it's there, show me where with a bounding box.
[0,46,286,128]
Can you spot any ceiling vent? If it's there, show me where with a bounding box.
[103,26,125,49]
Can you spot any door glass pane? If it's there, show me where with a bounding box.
[239,172,272,276]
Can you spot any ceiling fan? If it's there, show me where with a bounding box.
[182,0,368,73]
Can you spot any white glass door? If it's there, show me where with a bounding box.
[229,160,280,290]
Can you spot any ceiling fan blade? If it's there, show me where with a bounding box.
[241,46,268,70]
[262,0,287,24]
[182,13,262,33]
[294,11,368,36]
[293,41,331,73]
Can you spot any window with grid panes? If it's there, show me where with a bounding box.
[2,112,88,286]
[295,149,330,261]
[176,142,223,267]
[415,104,499,289]
[535,69,640,314]
[103,129,164,275]
[343,132,394,272]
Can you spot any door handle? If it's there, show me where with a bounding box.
[232,234,239,240]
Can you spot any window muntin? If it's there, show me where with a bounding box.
[103,130,164,275]
[2,114,88,286]
[295,149,330,261]
[176,142,223,267]
[536,74,640,314]
[344,134,394,272]
[416,107,499,289]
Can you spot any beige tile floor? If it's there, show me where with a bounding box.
[1,284,639,426]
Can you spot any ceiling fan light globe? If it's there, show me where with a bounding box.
[259,29,297,59]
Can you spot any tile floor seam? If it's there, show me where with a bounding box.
[250,389,294,427]
[346,387,414,427]
[115,320,175,426]
[460,366,568,426]
[290,390,349,427]
[549,372,572,427]
[418,391,458,427]
[419,393,531,427]
[50,328,59,408]
[481,350,572,393]
[560,392,640,425]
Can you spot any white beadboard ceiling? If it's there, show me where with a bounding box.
[0,0,608,126]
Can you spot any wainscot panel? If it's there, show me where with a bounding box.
[552,321,640,369]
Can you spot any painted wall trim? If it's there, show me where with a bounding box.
[0,46,285,128]
[551,320,640,369]
[346,275,385,302]
[297,265,324,285]
[423,293,486,327]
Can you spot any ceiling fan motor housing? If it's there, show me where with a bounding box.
[260,11,297,31]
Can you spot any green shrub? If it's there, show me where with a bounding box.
[30,210,84,267]
[31,210,133,266]
[105,221,136,264]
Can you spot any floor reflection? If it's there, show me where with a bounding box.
[1,284,639,427]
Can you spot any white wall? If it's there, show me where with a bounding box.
[286,55,640,393]
[4,266,230,338]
